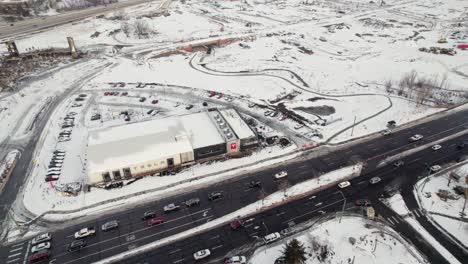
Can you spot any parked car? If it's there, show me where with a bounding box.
[139,97,146,102]
[393,160,404,167]
[74,227,95,239]
[225,256,247,264]
[68,239,86,252]
[354,199,371,206]
[193,249,211,260]
[142,211,156,220]
[338,181,351,189]
[431,144,442,151]
[185,104,194,110]
[147,217,165,226]
[45,175,59,182]
[264,110,272,116]
[409,134,423,142]
[185,198,200,207]
[31,233,51,245]
[381,129,391,135]
[208,191,223,201]
[430,165,441,172]
[31,242,51,253]
[230,219,244,230]
[247,180,262,188]
[163,203,180,213]
[28,250,50,263]
[151,99,159,104]
[208,91,216,97]
[274,171,288,179]
[369,177,381,184]
[101,220,119,232]
[263,232,281,244]
[122,92,128,96]
[293,124,304,130]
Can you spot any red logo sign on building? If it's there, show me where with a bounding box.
[230,142,237,150]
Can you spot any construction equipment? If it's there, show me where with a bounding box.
[437,37,447,43]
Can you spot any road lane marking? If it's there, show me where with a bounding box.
[276,212,285,216]
[6,258,20,264]
[298,164,308,169]
[9,247,23,252]
[212,244,223,250]
[387,218,394,225]
[173,259,185,263]
[169,249,181,254]
[11,243,24,248]
[283,199,344,224]
[8,252,21,258]
[209,235,220,240]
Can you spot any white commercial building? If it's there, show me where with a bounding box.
[86,109,258,185]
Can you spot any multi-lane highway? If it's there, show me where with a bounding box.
[123,135,468,264]
[0,0,159,40]
[0,107,467,264]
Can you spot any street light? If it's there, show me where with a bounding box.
[336,191,347,223]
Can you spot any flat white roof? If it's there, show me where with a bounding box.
[88,119,193,173]
[220,109,255,139]
[180,112,225,149]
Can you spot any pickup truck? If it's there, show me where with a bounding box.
[74,227,96,239]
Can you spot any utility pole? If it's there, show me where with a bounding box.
[350,116,357,136]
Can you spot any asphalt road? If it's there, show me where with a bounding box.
[125,137,468,264]
[0,108,466,264]
[0,0,158,40]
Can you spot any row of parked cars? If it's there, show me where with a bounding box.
[28,233,52,263]
[45,150,66,182]
[59,112,77,141]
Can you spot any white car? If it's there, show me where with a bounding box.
[274,171,288,179]
[430,165,441,172]
[163,203,180,213]
[409,134,423,141]
[338,181,351,189]
[74,227,96,239]
[225,256,247,264]
[369,177,381,185]
[431,144,442,151]
[193,249,211,260]
[263,232,281,244]
[381,129,391,136]
[31,242,51,253]
[294,124,304,130]
[31,233,51,245]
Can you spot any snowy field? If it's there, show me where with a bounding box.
[249,215,427,264]
[414,162,468,248]
[0,0,466,233]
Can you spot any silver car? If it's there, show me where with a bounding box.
[31,233,51,245]
[101,220,119,231]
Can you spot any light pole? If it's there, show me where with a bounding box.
[336,191,347,223]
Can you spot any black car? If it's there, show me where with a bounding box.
[68,239,86,252]
[248,180,262,188]
[142,211,156,220]
[185,104,194,110]
[393,160,404,167]
[457,142,466,150]
[208,192,223,201]
[75,97,85,102]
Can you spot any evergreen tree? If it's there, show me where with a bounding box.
[282,238,307,264]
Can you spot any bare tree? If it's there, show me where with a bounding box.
[133,19,152,38]
[384,79,393,93]
[121,22,130,37]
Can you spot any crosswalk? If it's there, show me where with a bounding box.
[385,208,425,225]
[4,241,28,264]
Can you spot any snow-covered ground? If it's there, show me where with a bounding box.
[385,193,462,264]
[414,162,468,248]
[249,216,427,264]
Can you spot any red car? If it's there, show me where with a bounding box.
[148,217,165,226]
[208,91,216,97]
[104,92,110,96]
[151,99,159,104]
[230,219,244,230]
[354,199,371,206]
[29,251,50,263]
[45,175,59,182]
